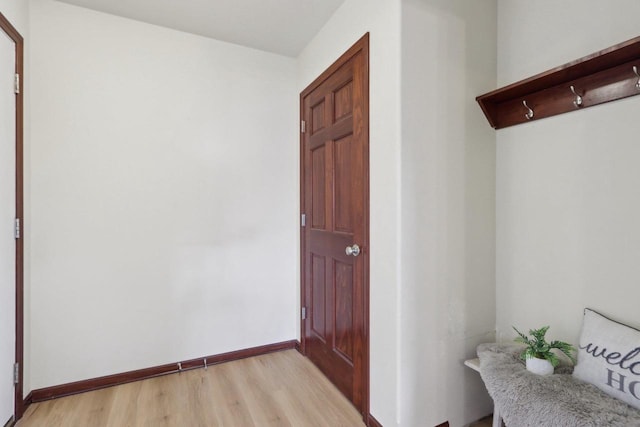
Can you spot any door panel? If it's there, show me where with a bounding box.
[311,254,327,340]
[334,81,353,120]
[300,34,369,417]
[334,135,353,232]
[0,28,16,424]
[311,101,325,134]
[311,147,326,228]
[334,260,354,361]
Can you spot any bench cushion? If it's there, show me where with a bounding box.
[478,343,640,426]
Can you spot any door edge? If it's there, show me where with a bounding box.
[0,11,25,421]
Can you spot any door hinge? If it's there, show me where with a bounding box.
[14,218,20,239]
[13,363,19,384]
[301,214,306,227]
[14,73,20,94]
[301,307,307,320]
[301,120,306,133]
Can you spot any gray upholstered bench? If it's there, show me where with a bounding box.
[476,343,640,427]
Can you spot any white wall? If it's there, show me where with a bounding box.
[29,0,298,390]
[400,1,496,426]
[297,0,402,424]
[0,0,28,32]
[496,0,640,348]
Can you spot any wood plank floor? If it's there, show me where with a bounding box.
[17,349,365,427]
[469,415,493,427]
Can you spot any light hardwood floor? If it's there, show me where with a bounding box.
[17,349,365,427]
[469,415,493,427]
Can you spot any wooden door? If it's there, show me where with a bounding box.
[0,12,24,422]
[300,34,369,418]
[0,23,15,427]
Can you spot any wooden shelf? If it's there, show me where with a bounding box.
[477,36,640,129]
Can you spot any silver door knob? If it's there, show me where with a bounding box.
[345,244,361,257]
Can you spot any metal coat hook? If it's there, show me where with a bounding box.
[570,85,583,107]
[633,66,640,90]
[523,100,534,120]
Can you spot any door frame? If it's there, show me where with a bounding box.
[0,11,24,421]
[299,33,370,420]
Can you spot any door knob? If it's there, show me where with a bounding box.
[345,244,361,257]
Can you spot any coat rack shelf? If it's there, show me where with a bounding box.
[477,36,640,129]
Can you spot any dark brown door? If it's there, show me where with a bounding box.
[0,11,24,422]
[300,34,369,417]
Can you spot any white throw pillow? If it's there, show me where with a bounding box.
[573,308,640,410]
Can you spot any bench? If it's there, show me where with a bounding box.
[472,343,640,426]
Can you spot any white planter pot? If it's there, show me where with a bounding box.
[526,357,554,376]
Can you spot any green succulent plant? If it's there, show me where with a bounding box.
[512,325,576,367]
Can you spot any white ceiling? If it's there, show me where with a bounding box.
[55,0,345,57]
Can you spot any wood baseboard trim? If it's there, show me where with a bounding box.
[23,391,33,407]
[367,413,383,427]
[17,391,34,422]
[29,340,298,403]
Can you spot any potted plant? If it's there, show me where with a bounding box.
[512,325,576,376]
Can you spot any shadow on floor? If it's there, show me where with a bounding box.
[468,414,493,427]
